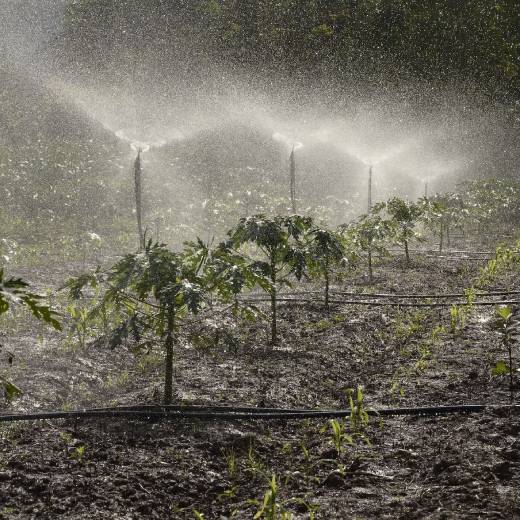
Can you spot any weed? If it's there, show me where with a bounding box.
[300,441,310,462]
[71,445,86,462]
[247,442,268,480]
[218,487,238,500]
[221,447,238,480]
[104,370,130,390]
[306,314,346,331]
[394,310,427,346]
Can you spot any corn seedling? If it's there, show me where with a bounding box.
[449,305,466,334]
[348,386,370,432]
[325,418,353,457]
[251,474,293,520]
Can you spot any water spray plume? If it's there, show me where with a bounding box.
[272,132,304,151]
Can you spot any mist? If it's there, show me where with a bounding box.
[2,0,519,243]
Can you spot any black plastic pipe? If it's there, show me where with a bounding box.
[1,404,519,423]
[240,297,520,308]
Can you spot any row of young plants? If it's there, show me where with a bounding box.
[2,183,520,406]
[62,186,519,406]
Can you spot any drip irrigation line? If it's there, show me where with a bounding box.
[89,404,315,414]
[425,255,492,261]
[331,290,520,299]
[272,290,520,300]
[239,297,520,308]
[388,249,495,255]
[1,404,519,423]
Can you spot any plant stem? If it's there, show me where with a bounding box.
[270,255,277,345]
[324,265,330,310]
[163,306,175,405]
[404,239,410,265]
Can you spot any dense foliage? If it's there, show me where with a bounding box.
[54,1,520,99]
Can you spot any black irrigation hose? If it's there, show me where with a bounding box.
[387,249,495,255]
[240,297,520,308]
[275,290,520,300]
[425,255,492,261]
[1,404,519,423]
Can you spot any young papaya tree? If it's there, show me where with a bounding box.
[67,242,206,405]
[306,227,352,309]
[0,268,61,401]
[344,212,393,283]
[183,238,271,318]
[420,193,466,252]
[227,215,312,344]
[385,197,424,265]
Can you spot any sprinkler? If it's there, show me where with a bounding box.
[134,149,145,251]
[289,146,296,214]
[368,164,373,212]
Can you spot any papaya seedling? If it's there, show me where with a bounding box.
[306,227,352,309]
[0,268,61,330]
[385,197,424,265]
[227,215,312,344]
[344,211,393,283]
[491,305,519,397]
[0,268,61,401]
[68,241,206,405]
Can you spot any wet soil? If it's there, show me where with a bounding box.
[1,251,519,519]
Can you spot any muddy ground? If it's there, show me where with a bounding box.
[1,249,519,519]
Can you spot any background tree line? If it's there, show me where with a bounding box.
[53,0,520,100]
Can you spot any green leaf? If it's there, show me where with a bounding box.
[497,306,512,321]
[492,360,510,376]
[2,379,22,402]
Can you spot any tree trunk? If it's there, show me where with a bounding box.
[163,307,175,405]
[270,257,277,345]
[404,239,410,266]
[439,221,444,253]
[446,223,451,248]
[368,250,373,283]
[324,266,330,310]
